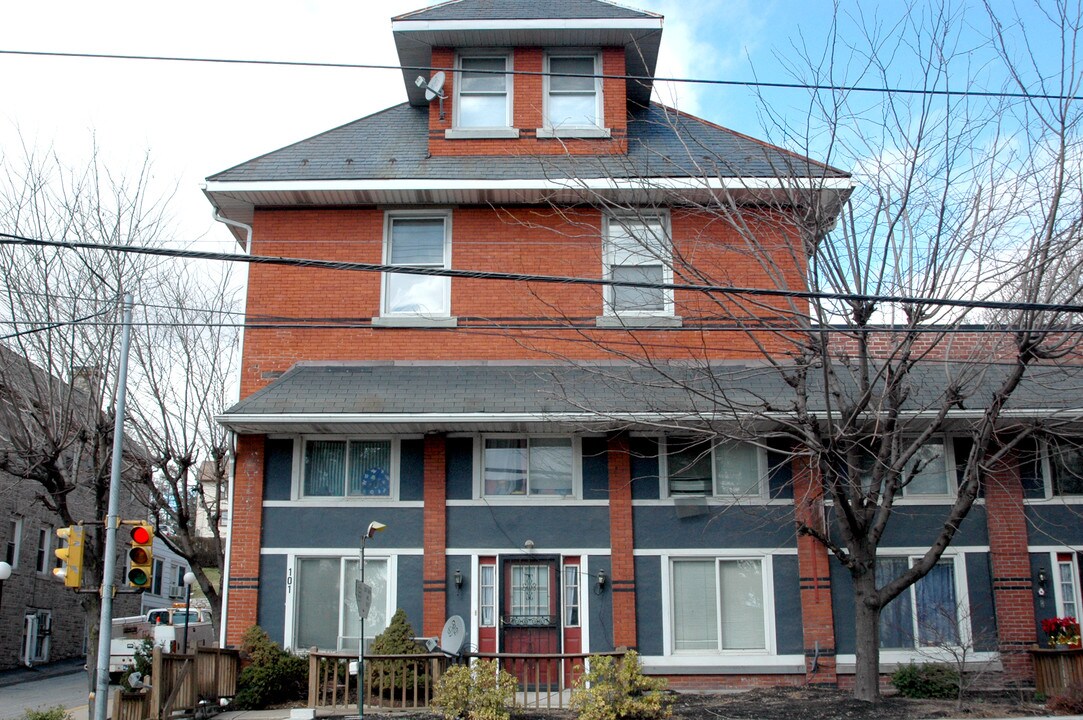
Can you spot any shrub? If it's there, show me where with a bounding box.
[1048,682,1083,715]
[120,638,155,690]
[21,707,72,720]
[232,625,308,710]
[369,608,427,698]
[890,662,960,699]
[432,659,517,720]
[570,651,672,720]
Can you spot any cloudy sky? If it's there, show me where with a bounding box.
[0,0,1061,252]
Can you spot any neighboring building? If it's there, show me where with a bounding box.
[205,0,1083,688]
[138,539,196,614]
[0,349,141,670]
[194,460,229,540]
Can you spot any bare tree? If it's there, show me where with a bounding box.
[498,0,1083,702]
[126,266,241,637]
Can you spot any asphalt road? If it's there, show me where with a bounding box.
[0,669,90,720]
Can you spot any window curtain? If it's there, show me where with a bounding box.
[304,441,345,496]
[719,560,765,649]
[529,438,573,495]
[342,559,389,652]
[484,439,528,495]
[296,557,342,651]
[878,557,915,648]
[668,439,713,495]
[916,561,958,645]
[347,441,391,497]
[673,560,717,651]
[714,443,760,496]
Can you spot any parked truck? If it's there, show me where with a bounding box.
[109,606,215,676]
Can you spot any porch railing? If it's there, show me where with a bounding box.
[306,649,627,712]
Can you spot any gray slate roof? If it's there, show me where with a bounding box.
[208,103,847,183]
[394,0,658,21]
[223,361,1083,418]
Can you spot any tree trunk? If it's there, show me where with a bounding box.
[853,570,883,702]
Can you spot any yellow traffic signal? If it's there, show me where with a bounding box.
[127,522,154,589]
[54,525,85,589]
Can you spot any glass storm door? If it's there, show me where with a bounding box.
[502,558,560,690]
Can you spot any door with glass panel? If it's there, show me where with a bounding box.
[501,558,559,690]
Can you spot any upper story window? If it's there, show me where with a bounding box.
[455,55,513,130]
[544,53,603,134]
[303,438,395,499]
[5,517,21,569]
[665,438,765,498]
[603,214,673,317]
[1049,442,1083,496]
[483,436,578,498]
[848,438,955,498]
[35,527,50,574]
[382,213,451,318]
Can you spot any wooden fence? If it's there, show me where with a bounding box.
[1031,647,1083,697]
[112,646,240,720]
[306,649,627,712]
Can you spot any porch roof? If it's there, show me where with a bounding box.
[217,360,1083,435]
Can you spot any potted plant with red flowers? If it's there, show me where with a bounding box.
[1042,616,1082,649]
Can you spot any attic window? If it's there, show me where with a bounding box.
[539,53,609,139]
[446,54,519,140]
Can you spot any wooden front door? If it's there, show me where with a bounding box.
[501,557,559,690]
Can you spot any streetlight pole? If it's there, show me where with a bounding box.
[358,521,385,720]
[0,561,11,612]
[182,571,197,654]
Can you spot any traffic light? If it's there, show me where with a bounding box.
[127,522,154,589]
[53,525,85,589]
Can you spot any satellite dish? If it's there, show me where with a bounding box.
[439,614,466,656]
[425,71,447,102]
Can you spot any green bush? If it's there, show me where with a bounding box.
[120,638,155,690]
[232,625,308,710]
[570,651,672,720]
[1048,682,1083,715]
[890,662,960,699]
[369,608,426,697]
[432,659,517,720]
[21,707,72,720]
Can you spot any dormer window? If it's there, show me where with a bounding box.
[540,53,609,139]
[447,54,519,139]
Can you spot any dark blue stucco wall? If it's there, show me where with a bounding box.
[258,554,288,647]
[1026,506,1083,545]
[261,507,424,549]
[773,555,804,655]
[396,554,424,637]
[633,506,796,549]
[634,556,662,654]
[447,507,610,549]
[588,555,615,652]
[265,439,293,501]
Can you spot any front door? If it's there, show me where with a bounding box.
[501,557,559,690]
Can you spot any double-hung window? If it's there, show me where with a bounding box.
[383,213,451,318]
[6,518,21,568]
[303,438,394,499]
[544,54,602,131]
[1049,441,1083,496]
[483,436,575,497]
[671,558,767,652]
[878,557,960,648]
[1056,552,1080,618]
[294,556,390,652]
[665,438,763,497]
[35,527,50,574]
[852,438,954,498]
[604,215,672,316]
[455,55,512,130]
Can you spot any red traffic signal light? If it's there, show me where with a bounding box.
[127,522,154,588]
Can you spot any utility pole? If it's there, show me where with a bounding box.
[92,294,134,720]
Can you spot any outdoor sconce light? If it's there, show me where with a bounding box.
[1037,567,1048,607]
[597,569,608,592]
[453,568,463,594]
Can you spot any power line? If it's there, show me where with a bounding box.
[2,232,1082,315]
[0,49,1079,102]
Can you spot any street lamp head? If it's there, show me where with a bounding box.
[183,571,197,587]
[364,521,387,539]
[0,561,10,581]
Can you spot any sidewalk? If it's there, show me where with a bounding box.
[0,659,84,689]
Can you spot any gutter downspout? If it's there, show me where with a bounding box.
[219,429,237,648]
[213,210,253,253]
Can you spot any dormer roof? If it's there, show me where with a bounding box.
[392,0,664,107]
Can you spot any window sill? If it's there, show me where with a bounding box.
[537,127,612,139]
[445,128,520,140]
[372,316,458,328]
[595,315,682,328]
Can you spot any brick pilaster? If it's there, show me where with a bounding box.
[986,454,1036,681]
[793,454,837,685]
[607,434,638,649]
[225,434,266,646]
[422,435,448,637]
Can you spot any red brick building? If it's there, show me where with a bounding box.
[205,0,1082,688]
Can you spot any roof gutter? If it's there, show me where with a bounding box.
[213,209,253,253]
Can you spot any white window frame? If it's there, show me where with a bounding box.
[6,517,22,569]
[1041,439,1083,499]
[296,436,401,501]
[1053,552,1081,618]
[541,51,607,137]
[35,527,50,575]
[563,563,581,628]
[380,211,453,320]
[661,437,769,500]
[897,437,956,499]
[479,563,497,628]
[479,434,582,500]
[451,52,515,136]
[287,554,395,653]
[602,213,674,318]
[667,555,775,655]
[877,554,968,652]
